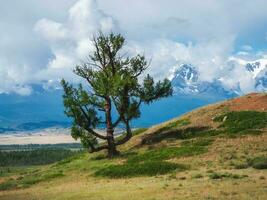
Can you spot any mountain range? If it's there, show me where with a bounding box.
[170,58,267,96]
[0,58,266,132]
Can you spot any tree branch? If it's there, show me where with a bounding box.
[90,144,109,153]
[77,105,107,140]
[115,119,132,146]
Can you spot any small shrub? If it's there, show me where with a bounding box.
[191,173,203,179]
[182,138,214,147]
[95,161,186,178]
[127,145,206,164]
[247,156,267,169]
[0,181,17,191]
[214,111,267,134]
[209,172,247,180]
[232,162,249,169]
[206,169,214,173]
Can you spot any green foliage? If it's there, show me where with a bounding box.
[181,138,214,147]
[214,111,267,134]
[247,156,267,169]
[232,162,249,169]
[0,149,83,167]
[141,111,267,145]
[61,32,172,154]
[141,124,219,145]
[191,173,203,179]
[0,143,83,151]
[0,181,17,190]
[135,138,212,163]
[95,161,185,178]
[127,145,207,164]
[232,156,267,169]
[95,138,211,178]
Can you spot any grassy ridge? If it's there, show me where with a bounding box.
[0,109,266,199]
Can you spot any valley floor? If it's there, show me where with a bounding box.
[0,134,266,200]
[1,171,266,200]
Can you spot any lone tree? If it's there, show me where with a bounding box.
[61,32,172,157]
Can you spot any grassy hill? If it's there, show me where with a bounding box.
[0,93,266,200]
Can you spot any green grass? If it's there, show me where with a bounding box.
[115,128,148,143]
[142,111,266,144]
[128,138,211,164]
[0,169,65,191]
[127,146,206,164]
[159,119,190,132]
[95,161,186,178]
[247,156,267,169]
[0,181,17,190]
[214,111,267,134]
[94,138,212,178]
[141,126,213,144]
[232,156,267,170]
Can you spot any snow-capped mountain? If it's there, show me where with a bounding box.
[170,64,199,94]
[171,59,267,96]
[170,64,236,97]
[244,60,267,91]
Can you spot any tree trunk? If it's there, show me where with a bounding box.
[105,97,119,158]
[107,131,119,158]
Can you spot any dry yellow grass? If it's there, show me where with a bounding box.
[1,133,266,200]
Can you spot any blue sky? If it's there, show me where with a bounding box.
[0,0,267,95]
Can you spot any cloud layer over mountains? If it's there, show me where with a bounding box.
[0,0,267,95]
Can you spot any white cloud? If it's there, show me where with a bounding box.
[34,0,118,83]
[0,0,267,95]
[31,0,267,94]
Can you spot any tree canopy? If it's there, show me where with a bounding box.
[61,32,172,157]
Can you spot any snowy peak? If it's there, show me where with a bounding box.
[245,60,267,78]
[170,64,234,96]
[172,64,198,85]
[170,58,267,97]
[175,64,198,83]
[245,62,261,72]
[243,59,267,90]
[171,64,199,94]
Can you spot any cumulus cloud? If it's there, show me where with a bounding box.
[34,0,118,82]
[0,0,267,95]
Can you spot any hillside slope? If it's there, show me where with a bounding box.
[0,93,266,200]
[127,92,267,147]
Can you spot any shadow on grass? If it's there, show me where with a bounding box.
[141,126,219,145]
